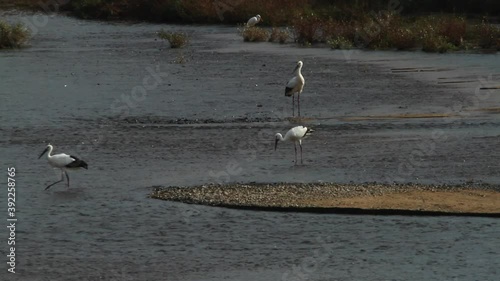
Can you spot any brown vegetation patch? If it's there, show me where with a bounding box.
[240,27,269,42]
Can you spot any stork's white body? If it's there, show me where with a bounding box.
[275,126,313,164]
[47,152,79,168]
[285,61,305,116]
[247,15,262,27]
[39,144,88,190]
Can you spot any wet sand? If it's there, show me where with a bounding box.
[151,183,500,216]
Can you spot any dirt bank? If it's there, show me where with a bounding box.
[151,183,500,216]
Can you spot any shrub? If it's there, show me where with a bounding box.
[269,27,289,43]
[241,27,269,42]
[388,27,417,50]
[0,20,30,48]
[475,20,500,49]
[327,36,353,49]
[69,0,109,19]
[413,16,466,48]
[321,20,357,43]
[413,17,436,42]
[120,0,182,22]
[292,13,322,44]
[437,16,466,46]
[356,11,401,49]
[158,30,189,48]
[422,34,456,53]
[177,0,218,23]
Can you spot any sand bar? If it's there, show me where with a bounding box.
[151,183,500,217]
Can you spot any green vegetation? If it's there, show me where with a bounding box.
[0,20,30,48]
[157,29,188,48]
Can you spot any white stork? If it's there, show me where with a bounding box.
[285,61,305,117]
[247,14,262,27]
[274,126,313,164]
[38,144,88,190]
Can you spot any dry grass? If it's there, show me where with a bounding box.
[414,16,466,52]
[437,16,466,46]
[157,30,188,48]
[268,27,290,44]
[388,27,417,50]
[319,13,493,53]
[358,11,402,49]
[321,20,357,42]
[421,34,457,53]
[292,13,322,44]
[0,20,30,48]
[474,20,500,49]
[240,26,269,42]
[62,0,306,24]
[327,36,353,49]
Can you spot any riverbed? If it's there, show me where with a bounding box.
[1,11,499,281]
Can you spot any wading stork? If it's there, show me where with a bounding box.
[285,61,305,117]
[38,144,88,190]
[247,14,262,27]
[274,126,313,164]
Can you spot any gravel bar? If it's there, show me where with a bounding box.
[150,183,500,217]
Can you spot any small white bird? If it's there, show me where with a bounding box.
[275,126,313,164]
[38,144,88,190]
[285,61,305,117]
[247,14,262,27]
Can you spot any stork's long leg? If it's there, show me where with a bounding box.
[45,169,64,190]
[299,142,303,164]
[294,142,298,165]
[65,171,70,188]
[298,93,301,117]
[292,94,295,117]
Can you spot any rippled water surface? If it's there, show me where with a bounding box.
[1,11,499,281]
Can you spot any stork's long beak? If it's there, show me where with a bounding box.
[274,139,279,151]
[292,64,299,74]
[38,147,48,159]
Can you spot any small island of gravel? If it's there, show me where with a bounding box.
[151,183,500,217]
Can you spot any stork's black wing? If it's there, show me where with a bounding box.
[66,155,88,169]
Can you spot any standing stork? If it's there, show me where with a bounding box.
[274,126,313,164]
[285,61,305,117]
[38,144,88,190]
[246,14,262,27]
